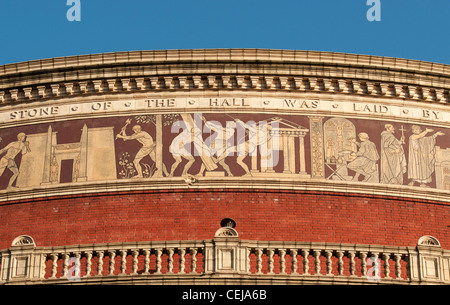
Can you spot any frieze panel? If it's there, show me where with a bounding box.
[0,106,449,193]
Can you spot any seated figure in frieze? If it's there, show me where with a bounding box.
[347,132,380,182]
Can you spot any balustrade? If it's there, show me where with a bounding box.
[0,234,448,285]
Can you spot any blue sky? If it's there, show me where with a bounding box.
[0,0,448,65]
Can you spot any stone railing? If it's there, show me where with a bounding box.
[0,228,448,285]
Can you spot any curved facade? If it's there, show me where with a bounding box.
[0,49,449,285]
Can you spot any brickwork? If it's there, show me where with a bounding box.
[1,189,448,250]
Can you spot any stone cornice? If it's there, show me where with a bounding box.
[1,177,449,205]
[0,49,449,107]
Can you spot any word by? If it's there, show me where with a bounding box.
[367,0,381,22]
[67,0,81,22]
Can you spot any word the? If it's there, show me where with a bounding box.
[367,0,381,22]
[67,0,81,22]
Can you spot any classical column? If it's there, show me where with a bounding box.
[309,117,325,178]
[299,134,307,175]
[282,133,290,173]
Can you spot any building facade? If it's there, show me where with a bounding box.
[0,49,449,284]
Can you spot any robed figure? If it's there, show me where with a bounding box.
[408,125,444,187]
[347,132,380,182]
[380,124,407,184]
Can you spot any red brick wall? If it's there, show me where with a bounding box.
[0,189,448,250]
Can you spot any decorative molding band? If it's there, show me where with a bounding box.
[1,75,449,106]
[0,178,449,205]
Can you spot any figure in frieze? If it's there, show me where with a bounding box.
[117,125,168,178]
[197,116,236,176]
[0,133,31,189]
[347,132,380,182]
[407,125,444,187]
[380,124,407,185]
[168,123,197,177]
[233,118,272,176]
[323,118,356,181]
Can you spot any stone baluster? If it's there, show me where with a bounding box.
[108,250,116,275]
[382,253,391,279]
[348,251,356,276]
[143,250,150,274]
[247,248,251,273]
[370,253,381,279]
[155,248,162,274]
[394,254,402,279]
[313,250,321,275]
[268,249,275,274]
[279,249,286,274]
[325,250,333,276]
[336,251,344,276]
[301,249,309,275]
[291,249,298,274]
[50,253,58,279]
[97,251,104,276]
[256,248,263,274]
[74,253,81,279]
[190,248,197,274]
[167,248,174,273]
[0,91,5,103]
[132,250,139,275]
[120,250,127,275]
[360,252,368,278]
[85,251,93,277]
[179,248,186,273]
[62,253,70,278]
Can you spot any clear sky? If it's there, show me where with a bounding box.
[0,0,448,65]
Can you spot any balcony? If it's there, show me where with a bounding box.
[1,225,448,285]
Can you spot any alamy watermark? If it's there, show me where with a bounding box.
[66,1,381,23]
[367,0,381,22]
[66,0,81,22]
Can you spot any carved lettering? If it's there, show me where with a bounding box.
[10,107,59,120]
[353,104,389,113]
[91,102,112,111]
[146,99,175,108]
[284,100,319,108]
[423,110,440,119]
[209,98,249,107]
